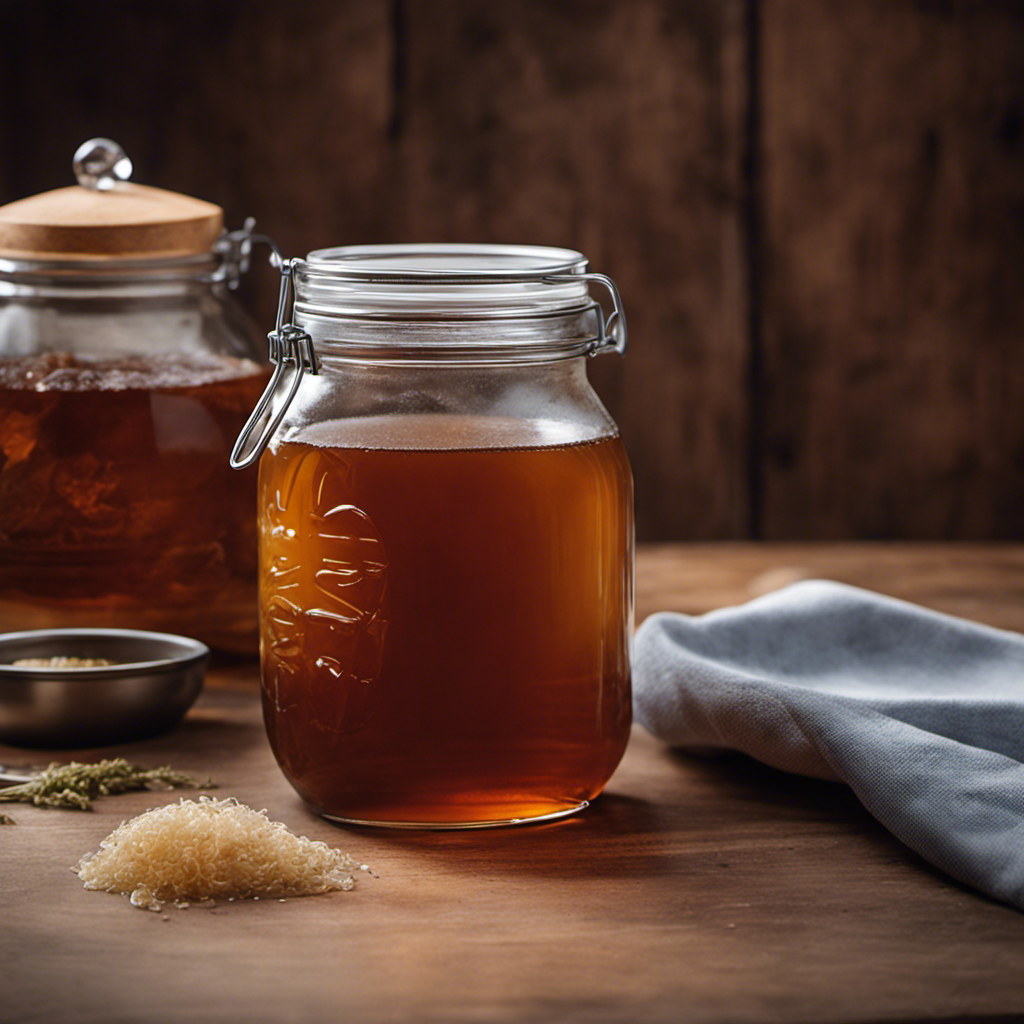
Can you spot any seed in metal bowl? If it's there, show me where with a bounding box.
[12,657,117,669]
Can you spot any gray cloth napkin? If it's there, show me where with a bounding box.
[633,580,1024,909]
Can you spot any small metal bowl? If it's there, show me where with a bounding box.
[0,628,209,748]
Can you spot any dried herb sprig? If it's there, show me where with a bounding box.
[0,811,15,825]
[0,759,215,812]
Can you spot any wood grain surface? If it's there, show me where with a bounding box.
[5,544,1024,1024]
[635,541,1024,632]
[759,0,1024,539]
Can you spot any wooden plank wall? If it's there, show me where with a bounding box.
[0,0,1021,542]
[759,0,1024,540]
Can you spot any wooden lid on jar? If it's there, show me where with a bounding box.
[0,139,223,261]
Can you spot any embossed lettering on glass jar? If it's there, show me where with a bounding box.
[236,244,634,828]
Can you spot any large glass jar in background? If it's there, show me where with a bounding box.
[0,141,267,652]
[235,244,634,827]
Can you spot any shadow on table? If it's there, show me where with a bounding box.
[360,748,975,889]
[306,744,1004,905]
[327,752,891,881]
[333,792,681,879]
[665,746,867,816]
[664,747,1007,910]
[56,695,268,768]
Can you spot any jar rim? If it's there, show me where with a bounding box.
[301,243,589,283]
[0,251,221,282]
[293,243,599,322]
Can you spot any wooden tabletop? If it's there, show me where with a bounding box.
[5,543,1024,1024]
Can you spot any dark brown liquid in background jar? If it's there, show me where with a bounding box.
[0,352,269,651]
[259,414,633,825]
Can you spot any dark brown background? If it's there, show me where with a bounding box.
[2,0,1021,543]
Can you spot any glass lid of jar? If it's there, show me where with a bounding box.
[304,243,587,278]
[293,243,602,318]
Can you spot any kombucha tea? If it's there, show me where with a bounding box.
[0,352,269,651]
[259,414,633,826]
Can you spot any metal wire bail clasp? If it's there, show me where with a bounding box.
[229,259,318,470]
[542,272,628,355]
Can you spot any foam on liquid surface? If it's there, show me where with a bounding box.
[288,412,612,453]
[0,352,264,392]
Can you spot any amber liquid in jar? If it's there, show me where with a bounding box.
[259,414,633,826]
[0,352,269,651]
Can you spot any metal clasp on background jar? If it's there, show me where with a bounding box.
[233,243,634,829]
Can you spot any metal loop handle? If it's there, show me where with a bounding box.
[229,260,318,470]
[213,219,285,289]
[542,272,627,355]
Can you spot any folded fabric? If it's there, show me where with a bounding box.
[633,580,1024,910]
